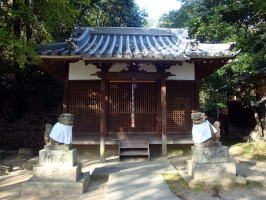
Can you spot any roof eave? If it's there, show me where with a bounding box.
[39,55,237,62]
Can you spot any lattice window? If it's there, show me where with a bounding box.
[166,81,195,133]
[68,81,101,136]
[108,82,157,133]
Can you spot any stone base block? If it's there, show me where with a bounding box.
[20,172,90,197]
[189,177,235,188]
[178,168,245,188]
[187,160,193,176]
[33,163,81,182]
[39,148,77,167]
[44,144,71,150]
[188,175,246,188]
[192,146,230,164]
[189,161,236,180]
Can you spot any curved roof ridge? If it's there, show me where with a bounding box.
[37,26,239,60]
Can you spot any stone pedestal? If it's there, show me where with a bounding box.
[20,145,90,198]
[187,146,236,182]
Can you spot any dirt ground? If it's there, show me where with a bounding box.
[0,151,266,200]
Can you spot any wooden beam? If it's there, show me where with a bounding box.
[193,59,230,79]
[40,60,69,80]
[100,74,107,161]
[102,72,163,80]
[40,56,80,60]
[83,58,183,65]
[161,77,167,157]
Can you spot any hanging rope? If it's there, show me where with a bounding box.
[130,75,137,128]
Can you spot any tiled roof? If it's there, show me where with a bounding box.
[38,27,238,60]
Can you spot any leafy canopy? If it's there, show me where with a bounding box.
[159,0,266,112]
[0,0,147,67]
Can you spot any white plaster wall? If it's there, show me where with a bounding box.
[69,61,194,80]
[109,63,156,72]
[109,63,128,72]
[139,64,157,72]
[69,61,100,80]
[166,62,195,80]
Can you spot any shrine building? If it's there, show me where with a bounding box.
[38,27,237,159]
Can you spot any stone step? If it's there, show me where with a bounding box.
[33,163,82,182]
[187,160,236,180]
[20,172,90,197]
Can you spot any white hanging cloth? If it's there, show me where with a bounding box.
[192,120,217,143]
[49,122,73,144]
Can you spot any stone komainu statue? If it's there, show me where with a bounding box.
[44,113,74,145]
[191,112,221,148]
[44,124,53,145]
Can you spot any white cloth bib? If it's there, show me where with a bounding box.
[192,120,217,143]
[49,122,73,144]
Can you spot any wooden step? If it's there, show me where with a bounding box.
[120,143,148,149]
[118,140,150,160]
[120,150,149,156]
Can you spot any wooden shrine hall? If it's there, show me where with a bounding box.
[38,27,237,158]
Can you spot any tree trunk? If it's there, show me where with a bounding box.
[13,0,21,39]
[24,0,32,41]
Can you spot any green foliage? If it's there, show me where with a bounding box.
[0,0,147,149]
[0,0,147,68]
[159,0,202,30]
[159,0,266,113]
[230,141,266,161]
[72,0,147,27]
[0,0,76,67]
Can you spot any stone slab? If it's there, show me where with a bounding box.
[192,146,230,164]
[33,163,81,182]
[106,162,179,200]
[20,172,90,197]
[190,162,236,180]
[39,148,77,167]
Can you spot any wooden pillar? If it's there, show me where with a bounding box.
[100,76,107,160]
[157,81,162,135]
[161,77,167,157]
[156,63,173,157]
[98,64,111,161]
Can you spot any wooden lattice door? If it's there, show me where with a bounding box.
[68,81,101,138]
[108,81,158,136]
[166,80,195,135]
